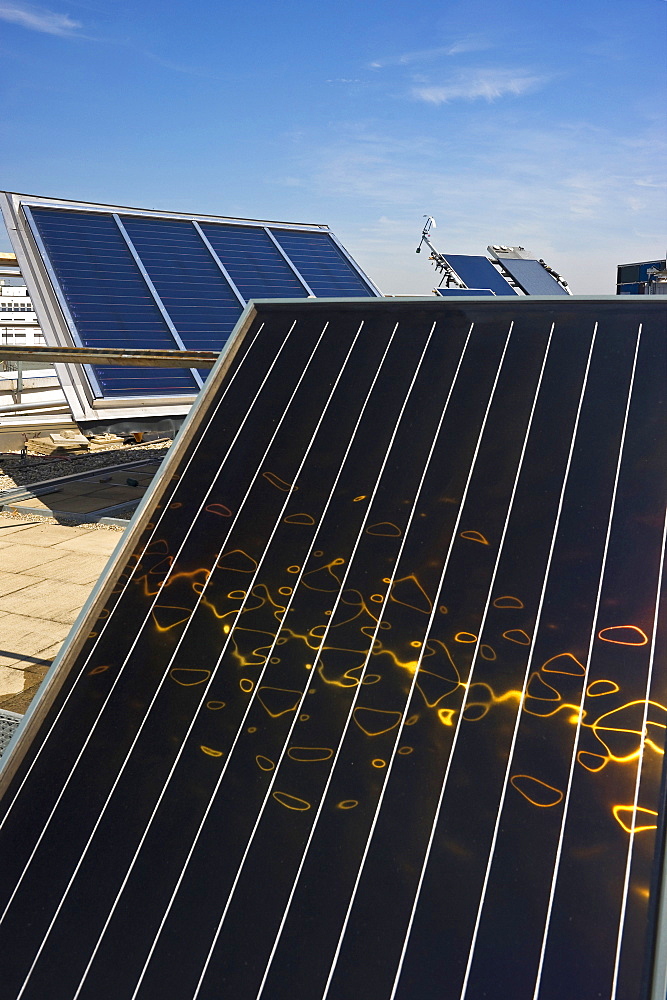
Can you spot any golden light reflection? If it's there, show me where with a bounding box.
[337,800,358,809]
[460,530,488,544]
[353,707,402,736]
[587,679,620,697]
[170,668,211,687]
[200,746,223,757]
[502,629,531,645]
[273,791,311,811]
[493,595,524,609]
[541,652,585,676]
[511,774,564,808]
[262,471,297,492]
[287,747,334,762]
[599,625,649,646]
[612,805,658,834]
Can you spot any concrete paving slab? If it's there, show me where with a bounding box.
[52,532,122,556]
[0,571,37,598]
[0,578,94,623]
[23,551,110,586]
[0,612,71,668]
[0,542,73,572]
[7,522,89,547]
[0,519,44,536]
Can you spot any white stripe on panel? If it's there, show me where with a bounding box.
[391,321,599,1000]
[128,318,415,999]
[531,323,642,1000]
[253,322,515,1000]
[73,317,373,998]
[0,321,265,829]
[191,319,451,1000]
[611,508,667,999]
[2,316,301,924]
[14,318,339,998]
[321,322,555,1000]
[457,322,605,999]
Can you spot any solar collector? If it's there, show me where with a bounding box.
[0,297,664,1000]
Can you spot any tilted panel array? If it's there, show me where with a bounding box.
[441,253,517,296]
[24,205,377,399]
[0,298,665,1000]
[494,257,569,296]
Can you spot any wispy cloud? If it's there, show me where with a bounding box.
[0,1,81,35]
[412,68,546,104]
[370,36,489,69]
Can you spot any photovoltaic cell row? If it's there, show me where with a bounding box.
[443,254,517,296]
[0,298,664,1000]
[270,230,376,297]
[25,205,376,400]
[29,208,200,397]
[198,223,308,301]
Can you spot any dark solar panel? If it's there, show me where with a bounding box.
[271,230,376,296]
[0,297,665,1000]
[442,254,517,296]
[495,257,569,296]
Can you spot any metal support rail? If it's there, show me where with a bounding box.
[0,346,219,369]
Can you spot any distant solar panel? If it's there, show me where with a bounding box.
[441,254,517,296]
[435,287,495,297]
[493,257,569,296]
[1,297,665,1000]
[0,193,380,422]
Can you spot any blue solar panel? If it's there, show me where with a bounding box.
[271,230,375,296]
[435,287,495,297]
[18,201,379,405]
[29,208,200,397]
[199,223,309,301]
[495,257,569,296]
[442,254,517,296]
[120,217,244,352]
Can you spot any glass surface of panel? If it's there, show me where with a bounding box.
[119,217,243,352]
[199,223,308,301]
[496,257,569,295]
[442,254,518,296]
[28,208,199,397]
[436,287,495,297]
[0,298,664,1000]
[270,229,376,296]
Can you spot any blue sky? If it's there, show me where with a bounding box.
[0,0,664,293]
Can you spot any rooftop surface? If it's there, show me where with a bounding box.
[0,512,123,713]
